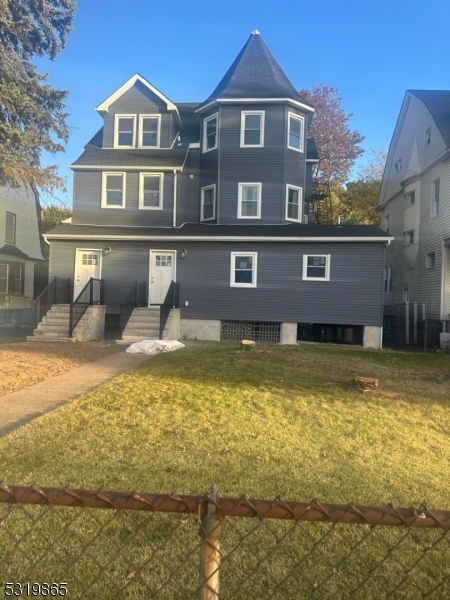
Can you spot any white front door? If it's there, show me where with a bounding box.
[74,249,102,300]
[149,250,176,304]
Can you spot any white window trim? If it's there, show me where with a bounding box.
[202,113,218,153]
[302,254,331,281]
[287,112,305,153]
[0,263,9,294]
[238,182,262,219]
[101,172,126,209]
[285,184,303,223]
[138,173,164,210]
[404,190,415,208]
[200,184,216,222]
[432,179,440,217]
[138,114,161,148]
[240,110,265,148]
[5,211,16,245]
[230,252,258,288]
[114,114,136,148]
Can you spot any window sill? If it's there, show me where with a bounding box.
[230,284,257,288]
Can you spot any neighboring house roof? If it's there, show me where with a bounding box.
[198,31,314,111]
[0,243,35,260]
[45,222,391,242]
[71,103,201,170]
[307,138,319,161]
[409,90,450,148]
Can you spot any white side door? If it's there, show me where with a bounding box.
[74,249,102,300]
[149,250,176,304]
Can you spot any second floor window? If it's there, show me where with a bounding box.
[240,111,264,147]
[405,191,415,208]
[5,212,16,244]
[139,115,160,147]
[288,112,304,152]
[201,185,216,221]
[403,230,414,246]
[115,115,135,147]
[139,173,164,209]
[384,266,392,293]
[203,114,218,152]
[286,185,302,222]
[432,179,440,217]
[238,183,261,219]
[102,173,126,208]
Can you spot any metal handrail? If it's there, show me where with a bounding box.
[69,278,104,338]
[32,277,71,326]
[159,281,180,339]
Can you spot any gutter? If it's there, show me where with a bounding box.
[173,170,177,227]
[44,234,394,243]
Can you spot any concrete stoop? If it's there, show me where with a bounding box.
[28,304,106,342]
[121,307,180,342]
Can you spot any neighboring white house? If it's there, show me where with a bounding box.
[377,90,450,321]
[0,184,44,319]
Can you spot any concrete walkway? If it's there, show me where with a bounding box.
[0,351,151,438]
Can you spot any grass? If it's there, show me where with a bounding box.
[1,342,450,598]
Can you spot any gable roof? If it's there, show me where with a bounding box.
[96,73,181,121]
[198,31,314,112]
[409,90,450,148]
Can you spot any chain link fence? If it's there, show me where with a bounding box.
[1,483,450,598]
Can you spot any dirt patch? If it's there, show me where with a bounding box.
[0,341,123,397]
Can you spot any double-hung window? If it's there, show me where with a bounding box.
[114,115,135,148]
[432,179,440,217]
[384,266,392,293]
[13,266,22,294]
[139,173,163,209]
[403,230,414,246]
[5,212,16,244]
[286,185,302,222]
[230,252,257,288]
[201,185,216,221]
[287,112,305,152]
[203,113,218,152]
[139,115,160,148]
[240,111,264,147]
[238,183,261,219]
[0,264,8,293]
[426,252,436,270]
[405,191,415,208]
[102,173,126,208]
[302,255,331,281]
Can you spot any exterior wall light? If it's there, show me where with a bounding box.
[103,247,112,256]
[181,249,187,258]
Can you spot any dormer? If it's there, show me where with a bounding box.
[96,74,184,149]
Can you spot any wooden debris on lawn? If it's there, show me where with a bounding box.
[353,377,379,391]
[241,340,255,351]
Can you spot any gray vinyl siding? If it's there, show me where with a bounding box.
[0,184,43,260]
[199,109,219,222]
[218,104,285,224]
[0,254,35,299]
[49,240,384,325]
[178,147,201,225]
[72,170,174,227]
[102,81,174,149]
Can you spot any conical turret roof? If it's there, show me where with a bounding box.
[200,31,313,109]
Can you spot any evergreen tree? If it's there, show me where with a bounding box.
[0,0,76,192]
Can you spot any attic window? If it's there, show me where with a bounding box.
[425,127,431,147]
[287,112,305,152]
[394,158,402,173]
[114,115,136,148]
[139,115,160,148]
[5,212,16,244]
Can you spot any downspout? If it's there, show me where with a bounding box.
[173,169,177,227]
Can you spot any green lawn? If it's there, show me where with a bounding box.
[1,342,450,598]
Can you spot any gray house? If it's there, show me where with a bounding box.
[0,184,44,325]
[377,90,450,339]
[40,31,390,347]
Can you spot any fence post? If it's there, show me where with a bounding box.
[198,484,222,600]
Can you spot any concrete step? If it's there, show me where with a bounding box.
[123,328,160,336]
[27,336,76,343]
[42,316,69,324]
[32,329,71,339]
[37,323,70,333]
[121,335,162,342]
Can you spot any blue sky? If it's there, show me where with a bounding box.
[38,0,450,205]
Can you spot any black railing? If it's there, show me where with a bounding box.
[69,278,104,338]
[33,277,71,326]
[159,281,180,339]
[119,280,147,337]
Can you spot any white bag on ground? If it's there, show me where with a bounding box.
[126,340,185,355]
